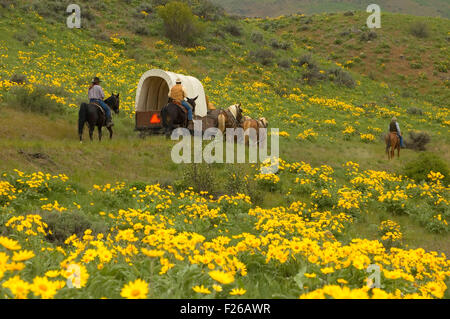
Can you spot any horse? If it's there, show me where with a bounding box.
[217,103,243,134]
[161,96,198,138]
[242,116,268,145]
[385,132,400,159]
[78,94,120,142]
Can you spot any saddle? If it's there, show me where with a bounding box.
[91,102,105,116]
[172,100,187,114]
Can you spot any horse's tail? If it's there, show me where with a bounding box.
[218,113,226,133]
[384,133,390,153]
[78,103,88,140]
[161,106,168,128]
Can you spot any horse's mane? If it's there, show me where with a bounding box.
[228,104,238,119]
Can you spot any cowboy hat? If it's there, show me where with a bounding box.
[176,78,182,84]
[92,77,101,83]
[391,116,397,121]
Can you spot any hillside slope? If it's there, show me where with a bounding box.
[0,1,449,300]
[213,0,450,18]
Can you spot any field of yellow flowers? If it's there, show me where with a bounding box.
[0,2,449,299]
[0,159,449,299]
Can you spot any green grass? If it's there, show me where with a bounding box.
[0,1,449,299]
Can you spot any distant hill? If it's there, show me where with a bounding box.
[212,0,450,18]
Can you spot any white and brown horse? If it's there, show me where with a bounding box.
[242,116,268,145]
[217,103,243,134]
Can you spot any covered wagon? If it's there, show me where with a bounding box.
[135,69,209,132]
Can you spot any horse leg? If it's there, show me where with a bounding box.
[107,126,113,139]
[98,126,102,141]
[89,124,94,141]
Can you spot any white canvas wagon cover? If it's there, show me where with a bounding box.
[135,69,207,117]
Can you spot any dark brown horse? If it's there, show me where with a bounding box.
[78,94,120,142]
[385,132,400,159]
[161,96,198,138]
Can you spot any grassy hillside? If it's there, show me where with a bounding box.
[0,1,449,299]
[213,0,450,18]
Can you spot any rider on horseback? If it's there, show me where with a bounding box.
[389,116,405,148]
[88,77,113,128]
[168,78,193,127]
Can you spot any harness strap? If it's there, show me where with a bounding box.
[92,103,105,115]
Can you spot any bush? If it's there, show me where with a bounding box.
[406,107,423,115]
[135,2,153,16]
[191,0,224,21]
[297,54,317,69]
[278,59,291,69]
[251,31,264,44]
[410,61,423,69]
[405,131,430,151]
[223,24,242,37]
[327,68,356,88]
[249,49,275,66]
[5,85,67,115]
[132,24,151,36]
[360,31,377,42]
[13,28,38,45]
[10,73,27,84]
[270,39,290,50]
[157,1,205,46]
[434,61,448,73]
[410,21,429,38]
[404,153,450,185]
[40,211,108,245]
[178,163,218,196]
[302,67,326,85]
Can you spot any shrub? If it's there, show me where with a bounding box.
[40,211,108,245]
[434,61,448,73]
[410,21,429,38]
[191,0,224,21]
[270,39,290,50]
[327,67,356,88]
[404,153,450,185]
[297,54,317,69]
[5,85,67,115]
[132,24,151,36]
[251,31,264,44]
[13,29,38,45]
[410,61,423,69]
[360,31,377,42]
[223,24,242,37]
[135,2,153,16]
[157,1,205,46]
[405,131,430,151]
[406,107,423,115]
[302,67,326,85]
[249,49,275,66]
[178,163,218,196]
[10,73,27,84]
[278,59,291,69]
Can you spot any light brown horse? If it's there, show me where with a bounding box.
[242,116,268,145]
[217,104,243,134]
[385,132,400,159]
